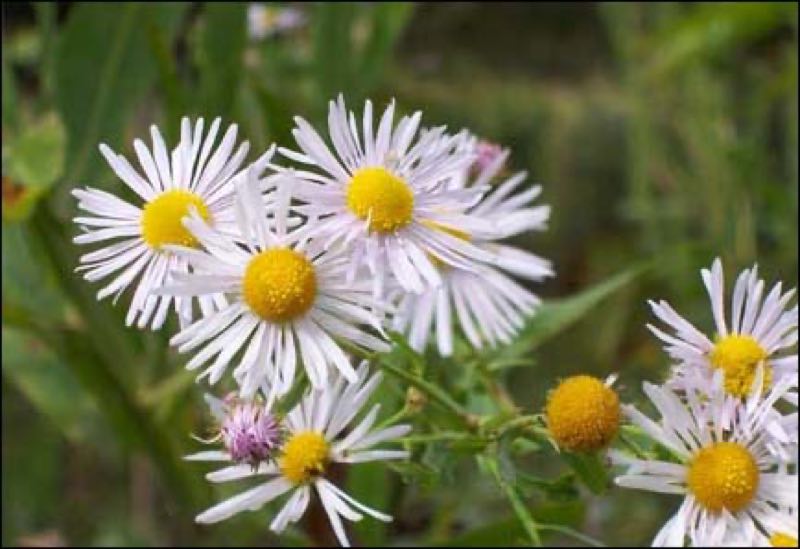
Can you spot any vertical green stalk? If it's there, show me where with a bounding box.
[479,454,542,546]
[28,204,202,510]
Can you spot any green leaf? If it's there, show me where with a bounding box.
[5,112,65,189]
[194,2,247,118]
[490,265,647,361]
[433,501,587,547]
[561,451,610,495]
[1,223,66,322]
[517,472,580,502]
[273,370,309,416]
[34,1,57,102]
[1,327,104,443]
[647,3,796,77]
[312,2,357,102]
[356,3,413,98]
[55,2,185,186]
[387,460,441,490]
[346,461,389,546]
[249,77,296,148]
[2,45,20,130]
[144,8,188,142]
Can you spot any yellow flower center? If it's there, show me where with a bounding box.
[242,248,317,322]
[545,375,620,453]
[346,167,414,233]
[280,431,329,484]
[709,335,771,398]
[140,190,210,249]
[421,220,471,270]
[687,441,759,513]
[770,533,798,547]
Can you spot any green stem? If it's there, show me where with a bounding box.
[496,414,543,434]
[30,206,140,376]
[27,206,201,510]
[537,524,606,547]
[377,359,477,428]
[480,454,542,546]
[398,432,479,445]
[341,339,477,428]
[477,360,518,415]
[376,405,410,430]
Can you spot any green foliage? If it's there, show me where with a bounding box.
[1,2,796,547]
[194,3,247,119]
[2,327,105,443]
[55,3,186,186]
[560,452,609,495]
[3,113,65,220]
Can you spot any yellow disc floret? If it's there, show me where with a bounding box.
[710,335,771,398]
[769,532,797,547]
[141,190,210,249]
[346,167,414,233]
[545,375,620,452]
[280,431,329,484]
[770,533,798,547]
[242,248,317,323]
[687,441,759,513]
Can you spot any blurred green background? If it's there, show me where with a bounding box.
[2,2,797,546]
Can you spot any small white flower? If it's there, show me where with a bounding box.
[247,3,306,40]
[392,137,553,356]
[275,95,497,297]
[159,169,389,396]
[611,371,798,547]
[186,362,411,547]
[647,257,798,399]
[72,117,271,330]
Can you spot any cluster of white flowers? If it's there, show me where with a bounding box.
[613,259,798,547]
[71,96,552,545]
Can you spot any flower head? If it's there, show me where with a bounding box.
[72,117,271,330]
[611,372,798,547]
[648,258,797,399]
[274,95,498,297]
[186,362,411,547]
[158,168,389,396]
[392,134,552,356]
[546,374,620,452]
[220,398,283,466]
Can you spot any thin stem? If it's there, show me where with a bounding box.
[477,360,518,414]
[341,340,477,428]
[480,455,542,546]
[537,524,606,547]
[377,405,410,430]
[398,432,479,445]
[377,359,477,428]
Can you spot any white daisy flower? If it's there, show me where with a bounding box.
[72,117,271,330]
[158,168,390,396]
[391,138,553,356]
[611,370,798,547]
[186,362,411,547]
[274,95,497,297]
[647,257,798,399]
[713,508,797,547]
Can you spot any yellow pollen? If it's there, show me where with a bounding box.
[280,431,329,484]
[710,335,771,398]
[545,375,620,453]
[687,442,759,513]
[421,220,471,270]
[242,248,317,323]
[141,190,210,249]
[770,533,798,547]
[346,167,414,233]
